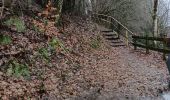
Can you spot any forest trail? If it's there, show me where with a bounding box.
[70,25,170,100]
[1,16,169,99]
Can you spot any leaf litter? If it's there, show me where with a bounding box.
[0,14,169,99]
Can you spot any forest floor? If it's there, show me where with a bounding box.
[0,14,170,99]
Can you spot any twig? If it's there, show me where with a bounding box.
[0,0,4,18]
[0,50,25,57]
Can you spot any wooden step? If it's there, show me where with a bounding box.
[105,37,120,40]
[111,44,126,47]
[104,33,119,38]
[103,34,117,37]
[101,30,113,32]
[111,41,123,44]
[101,29,125,47]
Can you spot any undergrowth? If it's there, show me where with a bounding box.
[4,16,26,32]
[6,60,30,78]
[38,37,69,63]
[0,35,12,45]
[90,35,102,49]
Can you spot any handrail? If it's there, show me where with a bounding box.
[132,36,170,41]
[92,13,136,36]
[93,17,118,29]
[92,16,129,39]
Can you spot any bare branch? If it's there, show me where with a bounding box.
[0,0,4,18]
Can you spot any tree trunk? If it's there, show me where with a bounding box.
[56,0,63,20]
[153,0,159,45]
[73,0,92,15]
[153,0,158,37]
[84,0,92,15]
[55,0,63,26]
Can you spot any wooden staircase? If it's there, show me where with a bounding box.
[102,30,126,47]
[92,13,135,48]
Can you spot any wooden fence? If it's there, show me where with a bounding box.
[132,35,170,60]
[92,13,170,60]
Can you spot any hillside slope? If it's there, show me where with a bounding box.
[0,15,169,99]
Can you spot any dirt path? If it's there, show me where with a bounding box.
[69,27,170,100]
[102,47,169,97]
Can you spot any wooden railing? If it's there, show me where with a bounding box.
[132,35,170,60]
[92,13,170,59]
[92,13,136,46]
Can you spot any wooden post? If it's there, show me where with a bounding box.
[106,17,108,28]
[107,17,109,28]
[146,34,149,54]
[110,18,114,30]
[117,24,121,39]
[126,30,129,46]
[97,15,100,25]
[110,18,113,29]
[163,35,166,60]
[133,38,137,50]
[92,14,94,22]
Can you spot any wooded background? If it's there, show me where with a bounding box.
[0,0,170,36]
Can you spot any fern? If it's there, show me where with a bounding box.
[4,17,26,32]
[38,38,68,63]
[49,37,69,52]
[90,35,101,49]
[7,60,30,78]
[32,25,43,33]
[0,35,12,45]
[38,47,50,62]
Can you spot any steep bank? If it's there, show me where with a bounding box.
[0,15,169,99]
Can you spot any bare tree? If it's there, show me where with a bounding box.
[158,0,170,36]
